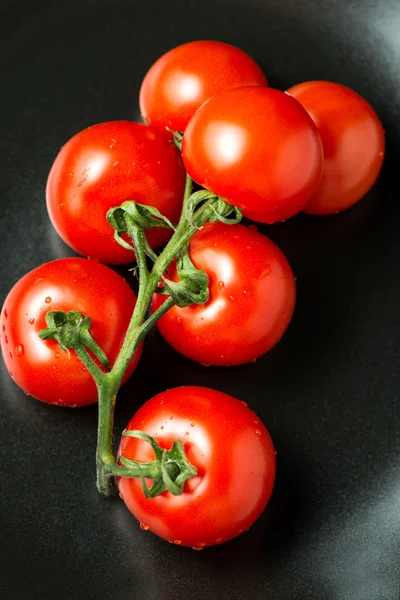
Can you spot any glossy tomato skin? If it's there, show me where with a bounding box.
[46,121,185,264]
[182,87,323,223]
[152,222,296,366]
[0,258,141,406]
[287,81,385,215]
[118,386,276,547]
[139,40,268,134]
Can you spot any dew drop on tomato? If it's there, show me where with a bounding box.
[15,344,24,356]
[140,522,149,531]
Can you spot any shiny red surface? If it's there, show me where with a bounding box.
[118,386,276,547]
[46,121,185,264]
[0,258,141,406]
[139,40,268,134]
[152,222,296,366]
[287,81,385,215]
[182,87,323,223]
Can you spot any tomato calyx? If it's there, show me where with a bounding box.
[107,201,176,260]
[114,430,197,499]
[160,245,209,307]
[39,310,111,371]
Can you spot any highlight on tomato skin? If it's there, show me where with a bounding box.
[0,258,142,407]
[117,386,276,548]
[46,120,186,265]
[152,221,296,366]
[181,86,324,224]
[139,40,268,134]
[287,80,385,215]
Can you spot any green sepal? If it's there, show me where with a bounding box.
[117,430,198,499]
[162,243,209,308]
[39,310,110,370]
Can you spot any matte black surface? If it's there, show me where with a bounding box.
[1,1,399,598]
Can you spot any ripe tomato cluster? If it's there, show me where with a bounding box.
[0,40,385,548]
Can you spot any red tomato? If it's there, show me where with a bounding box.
[139,40,268,134]
[0,258,141,406]
[182,87,323,223]
[46,121,185,264]
[118,386,276,547]
[152,222,296,366]
[287,81,385,215]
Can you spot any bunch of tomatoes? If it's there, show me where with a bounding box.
[0,41,384,549]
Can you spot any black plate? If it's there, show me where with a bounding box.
[1,1,399,598]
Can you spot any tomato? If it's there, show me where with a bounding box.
[0,258,141,406]
[139,40,268,134]
[287,81,385,215]
[152,222,296,366]
[182,87,323,223]
[118,386,276,547]
[46,121,185,264]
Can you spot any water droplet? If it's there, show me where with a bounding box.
[215,537,223,543]
[28,318,35,325]
[9,371,13,377]
[9,352,12,359]
[119,492,124,500]
[70,404,77,408]
[200,363,210,367]
[258,266,271,279]
[2,325,5,331]
[45,297,51,304]
[113,160,119,166]
[15,344,24,356]
[4,335,8,344]
[192,543,206,550]
[160,425,164,430]
[190,423,195,427]
[170,416,173,420]
[255,429,261,436]
[34,277,44,285]
[218,281,225,289]
[229,295,235,301]
[177,317,182,323]
[4,309,8,319]
[52,365,57,370]
[55,352,61,359]
[251,358,257,363]
[220,355,225,359]
[185,431,189,435]
[173,539,182,545]
[248,224,258,231]
[69,171,73,176]
[240,401,248,407]
[140,522,149,531]
[246,246,252,250]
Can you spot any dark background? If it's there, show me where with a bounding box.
[1,0,399,598]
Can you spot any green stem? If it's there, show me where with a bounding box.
[136,296,175,343]
[96,376,119,496]
[95,173,220,496]
[73,344,106,384]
